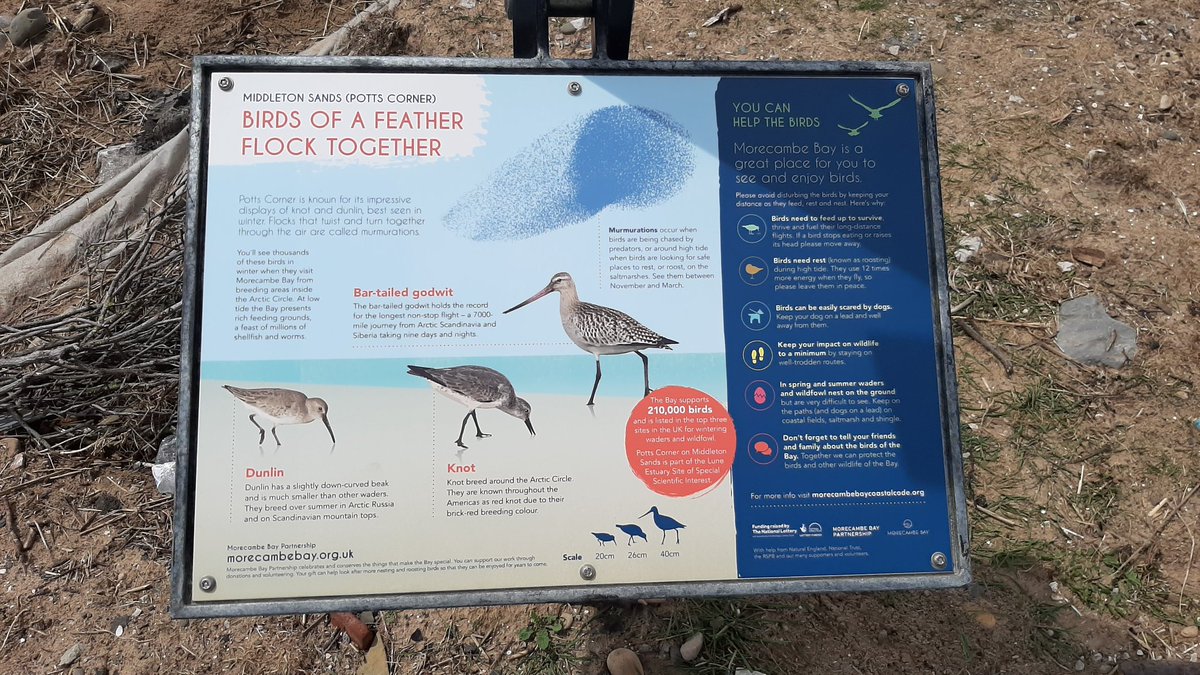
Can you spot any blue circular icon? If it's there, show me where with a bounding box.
[737,214,768,243]
[742,340,773,371]
[739,257,768,286]
[741,301,771,331]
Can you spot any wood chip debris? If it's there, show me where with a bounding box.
[702,4,742,27]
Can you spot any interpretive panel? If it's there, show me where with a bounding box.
[175,57,967,616]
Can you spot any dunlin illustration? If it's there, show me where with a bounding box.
[406,365,535,449]
[503,272,677,405]
[222,385,335,446]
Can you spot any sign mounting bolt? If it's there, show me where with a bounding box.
[199,576,217,592]
[896,83,911,97]
[568,81,583,96]
[579,564,596,581]
[218,77,234,92]
[930,552,947,570]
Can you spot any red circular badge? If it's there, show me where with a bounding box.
[625,386,737,497]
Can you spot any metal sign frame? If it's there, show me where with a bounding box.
[173,55,969,618]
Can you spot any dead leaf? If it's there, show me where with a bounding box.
[357,634,388,675]
[1071,246,1107,268]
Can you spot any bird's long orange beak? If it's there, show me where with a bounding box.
[503,283,553,314]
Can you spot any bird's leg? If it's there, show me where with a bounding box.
[587,356,602,406]
[661,530,666,545]
[636,350,650,397]
[271,426,282,446]
[456,413,471,449]
[470,410,491,439]
[249,414,266,445]
[675,529,681,544]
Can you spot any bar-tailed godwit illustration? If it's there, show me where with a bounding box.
[406,365,535,449]
[615,523,648,545]
[222,385,335,446]
[503,272,677,405]
[641,506,686,544]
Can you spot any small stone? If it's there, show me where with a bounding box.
[560,18,587,34]
[680,632,704,662]
[91,54,128,73]
[559,611,575,631]
[954,236,983,263]
[457,0,476,7]
[1054,295,1138,368]
[605,647,644,675]
[975,612,998,629]
[1181,625,1199,638]
[887,45,901,56]
[60,643,84,666]
[7,8,50,47]
[0,14,13,30]
[1008,94,1026,104]
[71,668,85,675]
[1057,261,1076,273]
[96,142,140,183]
[10,453,24,470]
[0,437,19,456]
[1159,94,1173,111]
[1161,130,1182,141]
[1074,658,1085,671]
[93,493,123,513]
[1071,246,1107,267]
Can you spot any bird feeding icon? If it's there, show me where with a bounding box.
[736,214,767,244]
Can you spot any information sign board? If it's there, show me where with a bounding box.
[174,57,968,617]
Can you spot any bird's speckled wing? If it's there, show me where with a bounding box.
[408,366,513,403]
[222,385,307,411]
[566,302,677,348]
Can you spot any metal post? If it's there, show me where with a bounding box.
[506,0,634,60]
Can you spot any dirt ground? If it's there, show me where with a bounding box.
[1,0,1198,673]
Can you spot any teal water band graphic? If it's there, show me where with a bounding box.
[201,353,727,398]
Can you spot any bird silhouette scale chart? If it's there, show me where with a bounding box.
[222,385,335,446]
[615,523,648,545]
[503,272,678,405]
[592,532,616,546]
[407,365,535,449]
[641,506,686,544]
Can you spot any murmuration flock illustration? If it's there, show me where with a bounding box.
[443,105,696,240]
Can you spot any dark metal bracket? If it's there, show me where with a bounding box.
[506,0,634,60]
